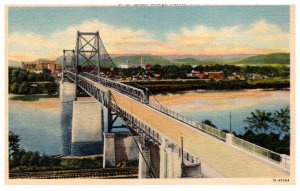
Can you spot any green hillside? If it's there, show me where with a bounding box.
[173,58,224,65]
[112,55,174,66]
[227,53,290,65]
[53,52,290,67]
[115,53,290,66]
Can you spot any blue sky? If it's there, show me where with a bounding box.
[8,6,290,61]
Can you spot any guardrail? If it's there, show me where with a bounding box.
[148,101,227,141]
[81,72,149,104]
[232,136,290,169]
[110,101,198,164]
[165,139,199,164]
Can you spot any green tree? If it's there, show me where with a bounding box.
[28,72,37,82]
[9,131,20,161]
[244,109,273,134]
[43,83,58,95]
[17,82,29,94]
[202,119,218,129]
[10,82,19,93]
[272,107,290,134]
[244,107,290,135]
[150,64,162,73]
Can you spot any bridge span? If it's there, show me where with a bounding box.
[60,31,290,179]
[63,70,289,178]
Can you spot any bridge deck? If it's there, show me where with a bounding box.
[84,76,289,178]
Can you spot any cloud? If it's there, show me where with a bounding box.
[8,19,289,61]
[166,19,289,55]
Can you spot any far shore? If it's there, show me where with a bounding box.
[9,94,94,110]
[9,88,289,112]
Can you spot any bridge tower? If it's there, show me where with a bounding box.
[74,31,102,100]
[62,49,75,81]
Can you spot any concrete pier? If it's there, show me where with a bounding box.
[103,132,139,168]
[137,138,203,179]
[60,81,76,156]
[138,142,151,178]
[103,133,116,168]
[71,101,103,156]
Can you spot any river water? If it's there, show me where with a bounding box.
[150,89,290,134]
[8,89,290,155]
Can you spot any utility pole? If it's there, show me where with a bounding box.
[229,112,232,133]
[181,134,186,178]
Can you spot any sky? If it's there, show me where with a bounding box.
[7,6,290,61]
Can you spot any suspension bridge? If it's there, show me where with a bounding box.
[60,31,290,178]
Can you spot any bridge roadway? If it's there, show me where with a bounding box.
[81,75,289,178]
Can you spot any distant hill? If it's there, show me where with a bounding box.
[112,55,174,66]
[173,58,225,66]
[52,52,290,68]
[227,53,290,65]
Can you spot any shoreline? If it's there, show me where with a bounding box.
[8,88,290,112]
[124,79,290,94]
[8,94,93,110]
[149,89,290,112]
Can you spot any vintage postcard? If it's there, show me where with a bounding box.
[5,4,295,185]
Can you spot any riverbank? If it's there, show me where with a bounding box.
[9,94,94,111]
[124,78,290,93]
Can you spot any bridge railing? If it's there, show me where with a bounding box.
[232,136,290,168]
[64,70,110,107]
[165,139,198,164]
[148,101,227,141]
[148,101,290,169]
[109,101,198,164]
[109,102,162,144]
[80,72,149,104]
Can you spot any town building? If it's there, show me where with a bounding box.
[188,70,223,80]
[118,55,153,70]
[21,59,62,76]
[227,72,245,80]
[246,73,268,80]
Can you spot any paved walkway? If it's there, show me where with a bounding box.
[84,76,289,178]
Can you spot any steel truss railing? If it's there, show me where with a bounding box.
[110,102,199,165]
[81,72,149,104]
[64,71,110,107]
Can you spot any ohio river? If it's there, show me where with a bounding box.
[9,89,290,155]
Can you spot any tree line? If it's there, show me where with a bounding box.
[9,131,60,169]
[9,131,103,172]
[8,67,58,95]
[118,64,289,80]
[241,107,290,154]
